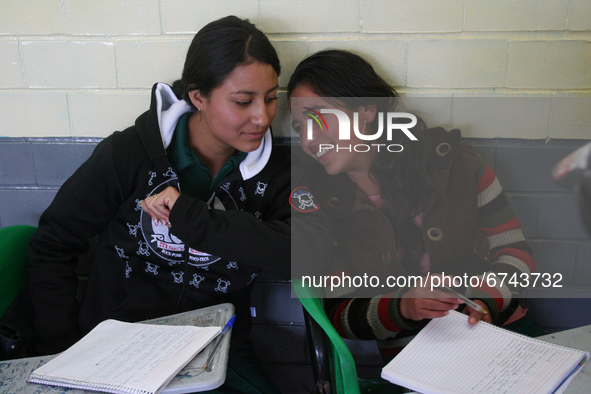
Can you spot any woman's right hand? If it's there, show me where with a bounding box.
[399,274,462,321]
[140,186,180,228]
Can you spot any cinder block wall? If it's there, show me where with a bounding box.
[1,1,590,392]
[1,1,590,139]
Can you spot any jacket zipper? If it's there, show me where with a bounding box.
[173,253,189,313]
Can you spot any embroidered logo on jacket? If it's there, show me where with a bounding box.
[146,262,158,275]
[115,245,128,259]
[215,278,231,293]
[163,168,177,178]
[187,248,221,267]
[189,274,205,288]
[290,187,319,212]
[172,271,184,284]
[140,179,186,263]
[148,171,157,186]
[255,181,267,196]
[139,174,252,274]
[150,221,184,254]
[127,223,140,237]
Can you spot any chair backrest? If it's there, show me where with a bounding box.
[0,225,37,319]
[294,281,361,394]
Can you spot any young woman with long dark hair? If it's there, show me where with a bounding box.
[28,16,288,393]
[289,50,536,364]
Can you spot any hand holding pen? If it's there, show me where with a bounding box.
[400,274,490,324]
[400,274,465,321]
[440,286,492,326]
[203,314,235,372]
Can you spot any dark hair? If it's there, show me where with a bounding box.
[288,50,435,271]
[173,16,280,109]
[288,50,395,98]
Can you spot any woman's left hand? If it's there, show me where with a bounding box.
[140,186,180,228]
[462,300,492,325]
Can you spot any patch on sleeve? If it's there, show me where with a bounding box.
[290,187,320,212]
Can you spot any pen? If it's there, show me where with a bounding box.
[203,314,236,372]
[440,286,488,315]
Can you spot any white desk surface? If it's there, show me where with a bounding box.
[0,303,234,394]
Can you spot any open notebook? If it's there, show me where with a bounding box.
[382,311,588,394]
[28,319,221,394]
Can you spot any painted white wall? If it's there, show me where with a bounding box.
[0,0,589,138]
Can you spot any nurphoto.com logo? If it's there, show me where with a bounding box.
[303,107,418,153]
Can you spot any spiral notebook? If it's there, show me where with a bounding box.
[28,319,221,394]
[381,311,589,394]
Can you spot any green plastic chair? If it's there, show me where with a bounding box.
[0,225,36,319]
[294,281,398,394]
[294,280,360,394]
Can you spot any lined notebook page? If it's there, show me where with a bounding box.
[381,311,588,394]
[29,320,221,394]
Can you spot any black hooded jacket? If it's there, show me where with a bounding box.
[28,83,291,356]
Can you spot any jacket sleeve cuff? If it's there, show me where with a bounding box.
[169,193,202,237]
[388,287,424,331]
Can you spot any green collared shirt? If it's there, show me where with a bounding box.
[167,113,246,202]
